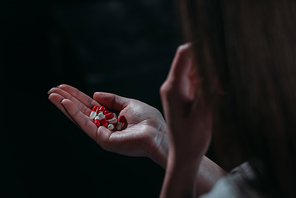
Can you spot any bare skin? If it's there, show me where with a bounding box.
[48,84,168,166]
[48,44,227,197]
[159,43,226,197]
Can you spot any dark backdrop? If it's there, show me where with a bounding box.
[1,0,181,197]
[1,0,216,197]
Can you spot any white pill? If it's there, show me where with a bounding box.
[98,112,105,120]
[116,122,123,130]
[90,111,97,120]
[108,117,117,124]
[116,115,126,131]
[107,124,115,130]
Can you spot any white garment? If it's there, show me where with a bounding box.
[200,161,264,198]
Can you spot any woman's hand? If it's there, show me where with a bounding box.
[160,43,213,198]
[160,43,212,162]
[48,84,168,168]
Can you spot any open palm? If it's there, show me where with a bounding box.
[48,84,168,167]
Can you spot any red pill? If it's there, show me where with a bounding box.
[108,113,117,124]
[105,113,114,120]
[94,116,101,127]
[100,118,109,127]
[99,106,106,112]
[118,115,126,123]
[92,105,99,112]
[103,110,110,114]
[116,115,127,130]
[90,105,99,119]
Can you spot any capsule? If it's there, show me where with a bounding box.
[97,112,105,120]
[100,118,109,127]
[103,110,110,115]
[99,106,106,112]
[108,117,117,124]
[94,116,101,127]
[116,115,127,130]
[107,124,115,130]
[108,113,117,124]
[105,112,114,120]
[90,105,99,119]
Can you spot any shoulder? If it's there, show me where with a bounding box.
[199,161,265,198]
[199,177,238,198]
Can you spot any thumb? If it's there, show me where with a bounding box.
[93,92,131,111]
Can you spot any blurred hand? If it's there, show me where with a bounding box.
[160,43,212,163]
[159,44,213,198]
[48,84,168,168]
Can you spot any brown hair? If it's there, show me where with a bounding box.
[178,0,296,197]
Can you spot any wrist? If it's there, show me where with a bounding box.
[168,149,204,170]
[169,142,207,165]
[160,152,203,198]
[149,122,169,169]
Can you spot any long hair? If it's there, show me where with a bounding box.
[177,0,296,197]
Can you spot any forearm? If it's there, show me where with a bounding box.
[151,145,227,196]
[148,119,227,195]
[150,132,169,169]
[160,154,203,198]
[195,156,227,196]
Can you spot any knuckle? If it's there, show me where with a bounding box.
[81,105,89,115]
[109,94,117,109]
[86,97,93,107]
[160,81,175,98]
[72,108,80,118]
[160,82,169,96]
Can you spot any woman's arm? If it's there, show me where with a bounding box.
[48,84,226,196]
[159,43,225,197]
[152,144,227,195]
[196,156,227,195]
[160,150,229,198]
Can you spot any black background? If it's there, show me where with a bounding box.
[1,0,183,197]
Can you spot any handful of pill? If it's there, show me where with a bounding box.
[89,105,127,131]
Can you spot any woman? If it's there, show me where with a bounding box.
[161,0,296,197]
[48,0,296,197]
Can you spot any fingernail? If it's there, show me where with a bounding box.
[47,88,54,94]
[48,93,53,99]
[178,43,191,50]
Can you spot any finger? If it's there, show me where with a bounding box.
[48,93,75,123]
[93,92,131,111]
[96,126,113,151]
[58,84,100,109]
[162,43,199,101]
[167,43,197,89]
[48,87,92,116]
[60,99,98,140]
